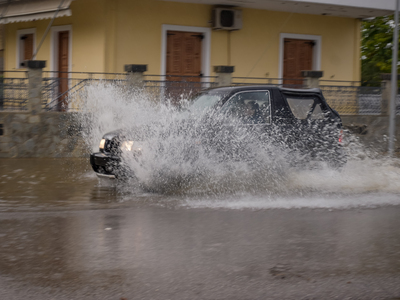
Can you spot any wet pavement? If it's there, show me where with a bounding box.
[1,158,400,299]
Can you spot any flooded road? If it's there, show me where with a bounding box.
[1,158,400,299]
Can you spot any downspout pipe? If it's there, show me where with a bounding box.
[31,0,66,60]
[0,0,11,23]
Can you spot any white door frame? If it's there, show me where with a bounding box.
[278,33,322,79]
[50,25,72,76]
[16,28,36,69]
[50,25,72,108]
[161,24,211,80]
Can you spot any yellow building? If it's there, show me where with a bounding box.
[0,0,393,83]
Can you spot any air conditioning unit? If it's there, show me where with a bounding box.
[212,8,242,31]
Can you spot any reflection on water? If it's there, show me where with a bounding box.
[0,203,400,299]
[0,158,120,211]
[1,158,400,298]
[0,158,185,212]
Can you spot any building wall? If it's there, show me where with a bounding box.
[3,0,360,81]
[109,0,361,81]
[4,0,107,73]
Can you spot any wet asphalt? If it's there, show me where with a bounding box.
[0,158,400,300]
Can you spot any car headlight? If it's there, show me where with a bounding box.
[121,141,144,154]
[99,139,106,150]
[121,141,134,152]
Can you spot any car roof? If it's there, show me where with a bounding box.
[206,85,322,95]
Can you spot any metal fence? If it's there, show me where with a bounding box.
[42,72,129,111]
[0,71,28,111]
[320,85,361,115]
[320,84,400,115]
[39,73,219,110]
[358,86,383,115]
[1,71,399,115]
[39,74,307,110]
[320,80,386,115]
[144,75,218,104]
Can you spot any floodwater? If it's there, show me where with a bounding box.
[1,83,400,298]
[1,158,400,299]
[2,157,400,212]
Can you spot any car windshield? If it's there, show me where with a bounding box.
[186,90,227,113]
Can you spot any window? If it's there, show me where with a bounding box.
[188,92,225,113]
[221,91,271,124]
[17,29,35,68]
[286,97,325,120]
[286,98,313,119]
[310,103,324,120]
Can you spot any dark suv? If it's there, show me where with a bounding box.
[90,85,346,179]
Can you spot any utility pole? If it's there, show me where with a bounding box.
[389,0,399,156]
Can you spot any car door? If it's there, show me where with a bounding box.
[212,90,272,160]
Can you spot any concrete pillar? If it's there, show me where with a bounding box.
[301,70,323,89]
[214,66,234,87]
[125,64,147,89]
[25,60,46,114]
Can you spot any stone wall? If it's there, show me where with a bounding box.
[0,111,87,158]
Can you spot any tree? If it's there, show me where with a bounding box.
[361,15,399,86]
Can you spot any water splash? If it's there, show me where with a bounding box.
[73,82,400,209]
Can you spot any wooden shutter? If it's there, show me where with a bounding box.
[166,31,202,79]
[23,34,33,61]
[57,31,69,111]
[167,31,183,77]
[182,32,201,77]
[166,30,203,105]
[283,38,314,87]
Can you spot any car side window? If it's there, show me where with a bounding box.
[286,97,325,120]
[220,91,271,124]
[310,103,324,119]
[286,98,314,119]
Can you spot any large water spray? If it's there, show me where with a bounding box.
[73,82,400,206]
